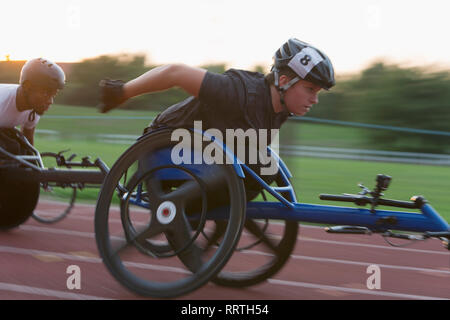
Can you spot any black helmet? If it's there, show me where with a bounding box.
[273,38,335,90]
[20,58,65,90]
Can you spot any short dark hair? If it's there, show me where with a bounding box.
[265,67,297,85]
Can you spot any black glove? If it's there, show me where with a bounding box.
[98,79,126,113]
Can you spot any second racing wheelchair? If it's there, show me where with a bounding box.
[0,128,107,229]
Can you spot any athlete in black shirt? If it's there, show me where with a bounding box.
[98,38,335,197]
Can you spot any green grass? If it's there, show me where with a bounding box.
[43,104,372,147]
[33,104,450,222]
[280,121,371,149]
[38,104,158,136]
[284,156,450,221]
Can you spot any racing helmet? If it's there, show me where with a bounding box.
[19,58,65,90]
[272,38,335,90]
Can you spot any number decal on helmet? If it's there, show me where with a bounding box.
[300,55,312,66]
[288,47,324,79]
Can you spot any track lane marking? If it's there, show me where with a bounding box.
[19,225,450,257]
[0,245,448,300]
[15,224,450,274]
[267,279,449,300]
[1,242,449,277]
[0,282,111,300]
[236,249,450,275]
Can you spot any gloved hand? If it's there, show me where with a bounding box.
[98,79,126,113]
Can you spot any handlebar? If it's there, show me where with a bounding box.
[41,151,102,169]
[319,194,421,209]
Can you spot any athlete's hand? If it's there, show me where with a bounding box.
[98,79,126,113]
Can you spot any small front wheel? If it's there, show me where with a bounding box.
[32,152,77,224]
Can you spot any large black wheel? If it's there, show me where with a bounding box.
[0,128,40,230]
[95,129,246,298]
[0,170,40,230]
[210,182,299,287]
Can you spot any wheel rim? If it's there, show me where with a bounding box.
[95,129,246,297]
[210,187,299,287]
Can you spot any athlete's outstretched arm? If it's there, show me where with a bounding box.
[99,64,207,113]
[124,64,207,98]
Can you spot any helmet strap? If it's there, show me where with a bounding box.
[22,85,32,110]
[274,69,300,115]
[28,110,36,122]
[280,76,300,92]
[22,84,40,119]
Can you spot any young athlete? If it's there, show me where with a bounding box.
[98,38,335,197]
[0,58,65,145]
[99,37,333,134]
[0,58,64,229]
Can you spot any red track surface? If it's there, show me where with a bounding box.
[1,200,449,300]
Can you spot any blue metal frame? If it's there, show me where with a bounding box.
[244,202,449,233]
[127,132,450,234]
[239,155,449,233]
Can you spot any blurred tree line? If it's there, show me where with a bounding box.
[308,62,450,153]
[1,55,449,153]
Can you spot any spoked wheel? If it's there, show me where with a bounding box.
[95,129,246,298]
[32,152,77,224]
[0,170,40,230]
[210,188,299,287]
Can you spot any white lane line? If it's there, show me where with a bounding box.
[0,245,448,300]
[20,225,95,239]
[32,212,122,224]
[265,222,448,254]
[0,282,111,300]
[299,236,449,255]
[0,245,100,262]
[290,254,450,275]
[18,225,450,275]
[37,200,147,213]
[30,210,448,256]
[267,279,449,300]
[238,249,450,276]
[0,245,190,274]
[5,225,450,278]
[20,222,450,267]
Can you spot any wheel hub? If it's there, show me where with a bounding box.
[156,201,176,224]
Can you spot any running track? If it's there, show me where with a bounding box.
[0,200,449,300]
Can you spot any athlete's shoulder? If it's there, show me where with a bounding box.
[224,69,267,94]
[225,68,264,78]
[0,84,18,105]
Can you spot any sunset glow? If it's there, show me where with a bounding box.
[2,0,450,74]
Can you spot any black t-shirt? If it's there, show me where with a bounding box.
[149,69,289,137]
[148,69,289,196]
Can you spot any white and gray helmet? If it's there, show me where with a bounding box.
[272,38,335,91]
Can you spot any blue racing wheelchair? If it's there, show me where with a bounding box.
[94,127,450,298]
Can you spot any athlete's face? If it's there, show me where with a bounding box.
[25,85,59,115]
[282,78,322,116]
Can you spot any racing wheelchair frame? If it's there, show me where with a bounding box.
[93,128,450,298]
[0,129,108,228]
